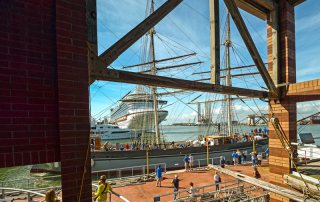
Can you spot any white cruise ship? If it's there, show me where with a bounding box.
[90,123,134,140]
[109,90,168,129]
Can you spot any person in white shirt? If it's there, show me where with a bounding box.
[189,154,194,170]
[214,171,221,191]
[188,182,198,201]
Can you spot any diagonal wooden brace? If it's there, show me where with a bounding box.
[98,0,183,67]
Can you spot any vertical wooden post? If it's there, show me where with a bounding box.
[209,0,220,84]
[267,1,279,86]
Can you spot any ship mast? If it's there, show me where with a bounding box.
[225,12,232,136]
[150,0,161,146]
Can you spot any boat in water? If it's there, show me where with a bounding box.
[91,123,135,140]
[109,89,168,130]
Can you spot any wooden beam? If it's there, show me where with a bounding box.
[98,0,183,67]
[87,0,98,84]
[251,0,274,10]
[209,0,220,84]
[90,67,272,99]
[224,0,278,97]
[267,2,279,85]
[290,0,306,6]
[235,0,267,20]
[209,165,318,202]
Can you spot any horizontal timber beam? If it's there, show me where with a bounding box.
[235,0,271,20]
[91,68,273,99]
[99,0,183,67]
[224,0,278,97]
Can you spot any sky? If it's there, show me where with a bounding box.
[90,0,320,124]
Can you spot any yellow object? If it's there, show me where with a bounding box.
[95,183,112,201]
[95,137,101,150]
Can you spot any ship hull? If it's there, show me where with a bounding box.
[116,110,168,129]
[91,139,268,171]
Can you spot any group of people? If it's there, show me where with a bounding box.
[183,154,194,172]
[155,163,222,201]
[231,150,247,165]
[251,127,268,135]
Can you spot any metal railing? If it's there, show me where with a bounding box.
[154,179,240,202]
[195,157,223,168]
[91,163,167,180]
[154,179,270,202]
[92,184,130,202]
[0,163,167,190]
[0,187,45,202]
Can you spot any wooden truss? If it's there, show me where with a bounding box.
[87,0,318,101]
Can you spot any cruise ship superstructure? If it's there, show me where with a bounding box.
[110,91,168,129]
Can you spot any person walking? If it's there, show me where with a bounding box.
[214,171,221,191]
[183,155,190,172]
[265,148,269,159]
[237,149,242,165]
[232,151,238,165]
[253,165,261,178]
[156,165,163,187]
[251,152,257,166]
[189,154,194,170]
[171,175,180,200]
[219,156,225,168]
[188,182,198,201]
[94,175,112,202]
[257,153,262,166]
[91,138,95,152]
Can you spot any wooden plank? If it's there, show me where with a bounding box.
[209,165,318,202]
[209,0,220,84]
[224,0,278,97]
[90,68,272,98]
[98,0,183,67]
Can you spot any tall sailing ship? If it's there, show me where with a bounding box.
[89,3,270,171]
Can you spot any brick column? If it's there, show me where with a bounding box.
[267,1,296,201]
[56,0,91,201]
